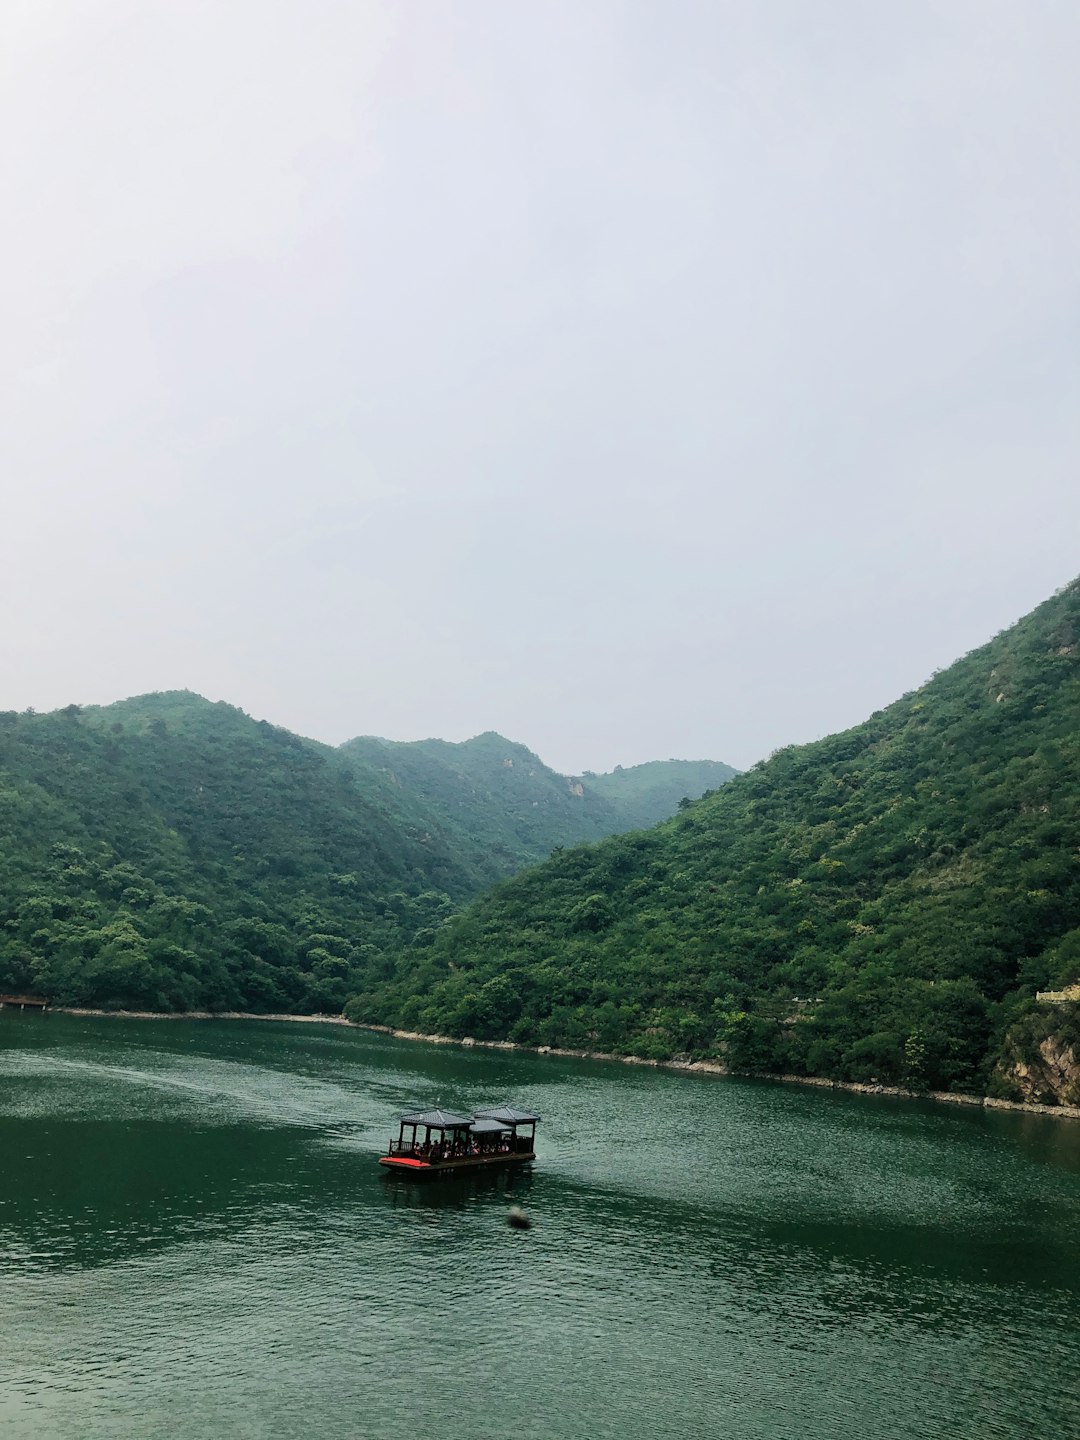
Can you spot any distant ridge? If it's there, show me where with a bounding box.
[581,757,737,829]
[338,731,736,877]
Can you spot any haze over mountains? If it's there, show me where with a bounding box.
[0,691,733,1013]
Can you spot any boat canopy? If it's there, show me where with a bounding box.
[468,1118,511,1135]
[473,1106,541,1126]
[398,1109,473,1129]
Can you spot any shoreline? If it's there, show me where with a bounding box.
[44,1007,1080,1123]
[56,1007,354,1027]
[354,1024,1080,1122]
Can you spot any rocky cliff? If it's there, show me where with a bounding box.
[997,1007,1080,1105]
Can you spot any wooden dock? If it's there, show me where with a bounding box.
[0,994,50,1011]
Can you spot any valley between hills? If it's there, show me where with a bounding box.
[0,696,732,1016]
[3,579,1080,1106]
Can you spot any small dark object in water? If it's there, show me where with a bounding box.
[507,1206,532,1230]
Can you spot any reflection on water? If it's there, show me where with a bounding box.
[1,1012,1079,1439]
[382,1164,536,1210]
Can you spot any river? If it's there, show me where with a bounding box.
[1,1012,1078,1438]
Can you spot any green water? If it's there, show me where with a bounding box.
[1,1014,1079,1439]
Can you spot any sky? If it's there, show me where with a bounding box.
[2,1,1078,774]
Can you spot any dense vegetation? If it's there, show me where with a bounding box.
[349,581,1080,1096]
[0,692,730,1012]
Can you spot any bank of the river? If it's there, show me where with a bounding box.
[355,1022,1080,1122]
[51,1008,1080,1122]
[59,1007,353,1026]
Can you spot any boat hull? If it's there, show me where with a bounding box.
[379,1151,535,1178]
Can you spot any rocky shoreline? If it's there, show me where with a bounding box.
[48,1007,1080,1122]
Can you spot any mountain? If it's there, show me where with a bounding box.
[337,735,735,881]
[353,580,1080,1099]
[0,692,464,1014]
[336,731,615,886]
[581,759,737,829]
[0,691,733,1013]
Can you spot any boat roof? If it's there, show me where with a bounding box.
[399,1109,473,1129]
[468,1118,511,1134]
[472,1105,541,1125]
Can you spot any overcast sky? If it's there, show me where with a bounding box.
[2,2,1078,774]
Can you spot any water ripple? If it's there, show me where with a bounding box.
[1,1014,1079,1439]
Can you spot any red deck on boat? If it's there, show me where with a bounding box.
[379,1151,534,1176]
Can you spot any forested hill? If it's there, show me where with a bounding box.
[353,580,1080,1098]
[0,692,733,1012]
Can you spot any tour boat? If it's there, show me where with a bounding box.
[379,1104,540,1177]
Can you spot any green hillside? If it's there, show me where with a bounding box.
[582,758,738,829]
[0,693,466,1013]
[0,692,733,1013]
[353,580,1080,1096]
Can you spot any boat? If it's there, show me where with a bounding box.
[379,1104,540,1177]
